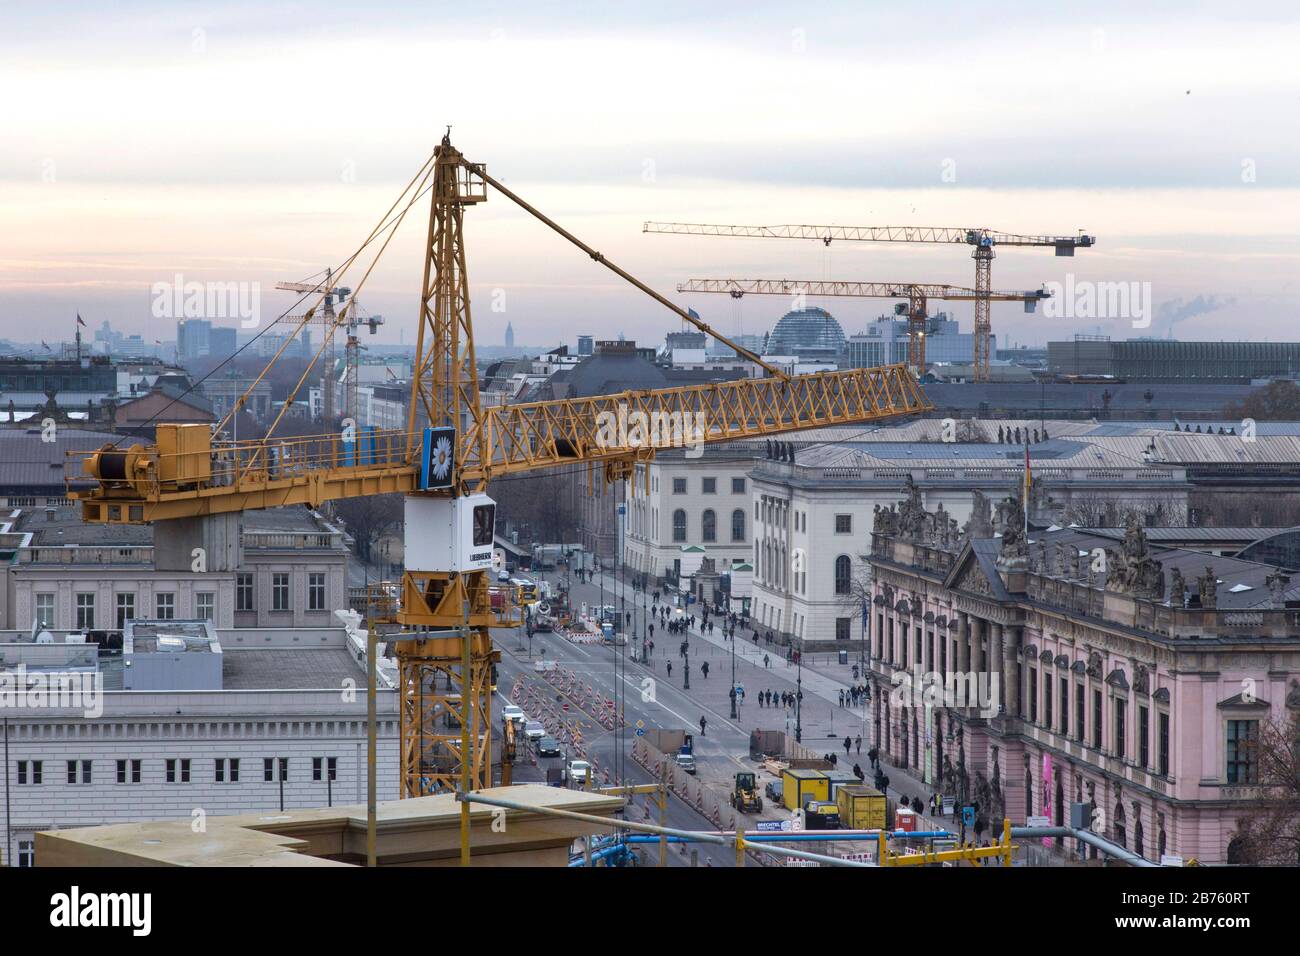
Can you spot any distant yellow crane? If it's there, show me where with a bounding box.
[678,278,1051,371]
[74,133,933,798]
[646,223,1095,381]
[274,270,352,425]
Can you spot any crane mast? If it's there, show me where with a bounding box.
[73,134,935,797]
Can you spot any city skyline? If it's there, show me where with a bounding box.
[2,2,1297,349]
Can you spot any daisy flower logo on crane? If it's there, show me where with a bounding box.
[431,433,454,483]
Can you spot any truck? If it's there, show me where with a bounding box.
[836,784,888,830]
[803,801,842,830]
[781,768,829,812]
[730,772,763,813]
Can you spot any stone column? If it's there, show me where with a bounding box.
[969,616,983,674]
[989,621,1004,713]
[1006,626,1022,718]
[957,612,971,672]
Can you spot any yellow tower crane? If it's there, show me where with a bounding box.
[677,278,1052,372]
[644,223,1095,381]
[72,133,932,798]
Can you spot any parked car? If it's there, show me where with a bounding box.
[674,753,696,775]
[765,780,783,802]
[501,705,526,727]
[537,736,562,758]
[568,759,591,786]
[524,720,545,742]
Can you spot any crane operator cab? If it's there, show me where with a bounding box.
[404,493,497,574]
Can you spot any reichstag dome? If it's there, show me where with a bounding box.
[763,306,846,360]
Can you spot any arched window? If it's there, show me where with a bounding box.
[672,509,686,543]
[834,555,852,595]
[731,509,745,542]
[702,509,716,543]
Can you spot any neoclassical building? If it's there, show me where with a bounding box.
[867,484,1300,865]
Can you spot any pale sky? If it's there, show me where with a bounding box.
[1,0,1297,351]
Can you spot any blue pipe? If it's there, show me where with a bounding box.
[568,843,630,867]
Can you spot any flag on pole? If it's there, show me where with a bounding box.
[76,313,86,327]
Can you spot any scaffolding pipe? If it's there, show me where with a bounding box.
[1011,826,1157,867]
[457,791,878,867]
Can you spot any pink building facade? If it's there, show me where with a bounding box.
[867,489,1298,865]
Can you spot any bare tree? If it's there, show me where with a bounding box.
[1228,713,1300,865]
[334,493,404,563]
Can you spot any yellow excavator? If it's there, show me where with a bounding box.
[730,772,763,813]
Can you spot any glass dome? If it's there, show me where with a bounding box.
[764,307,846,358]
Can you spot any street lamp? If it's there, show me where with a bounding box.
[729,619,737,720]
[795,652,803,744]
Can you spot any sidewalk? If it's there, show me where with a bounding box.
[567,573,956,836]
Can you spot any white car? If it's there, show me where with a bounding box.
[568,759,591,786]
[501,705,526,727]
[524,720,546,742]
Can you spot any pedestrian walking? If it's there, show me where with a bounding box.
[855,735,861,754]
[763,654,770,669]
[843,735,851,755]
[667,661,672,677]
[699,716,707,736]
[701,661,709,679]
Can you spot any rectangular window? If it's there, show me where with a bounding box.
[312,756,338,781]
[115,592,135,629]
[18,840,34,868]
[1075,684,1085,742]
[834,514,852,534]
[17,760,42,785]
[265,757,289,781]
[273,574,290,612]
[1044,676,1053,731]
[1093,689,1103,748]
[308,573,326,612]
[1139,705,1150,769]
[116,759,142,784]
[1115,698,1127,759]
[236,573,255,612]
[215,758,240,783]
[732,477,746,494]
[1159,712,1170,776]
[196,591,215,620]
[1059,677,1069,735]
[835,617,851,641]
[672,478,686,494]
[165,758,191,783]
[66,760,92,785]
[1028,668,1038,722]
[1226,720,1258,784]
[75,592,95,630]
[36,593,55,629]
[155,592,175,620]
[702,477,716,494]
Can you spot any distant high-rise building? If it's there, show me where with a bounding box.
[176,319,211,361]
[577,335,594,356]
[505,322,515,349]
